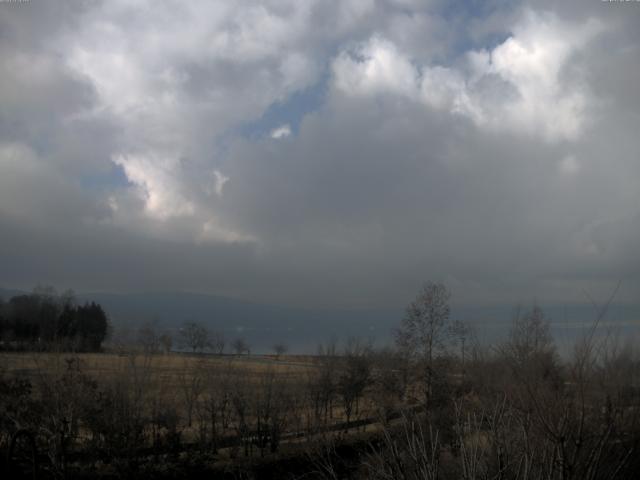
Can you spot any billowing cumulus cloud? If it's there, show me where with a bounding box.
[333,11,603,141]
[0,0,639,309]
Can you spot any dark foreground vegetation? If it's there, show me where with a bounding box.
[1,283,639,479]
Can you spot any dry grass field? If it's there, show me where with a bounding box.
[0,350,377,447]
[0,351,315,385]
[2,339,640,479]
[0,351,325,439]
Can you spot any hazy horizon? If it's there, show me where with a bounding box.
[3,285,638,355]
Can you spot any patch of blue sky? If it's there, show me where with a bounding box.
[235,74,329,142]
[440,0,515,23]
[439,0,519,57]
[78,163,130,191]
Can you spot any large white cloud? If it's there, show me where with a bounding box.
[333,10,604,142]
[64,0,328,234]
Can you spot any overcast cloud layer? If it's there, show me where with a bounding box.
[1,0,639,309]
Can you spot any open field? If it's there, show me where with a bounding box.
[0,349,390,477]
[2,325,640,480]
[0,351,316,385]
[0,351,344,442]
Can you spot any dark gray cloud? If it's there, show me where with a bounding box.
[0,0,639,310]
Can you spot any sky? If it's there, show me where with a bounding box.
[1,0,639,310]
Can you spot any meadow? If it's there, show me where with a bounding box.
[0,348,392,478]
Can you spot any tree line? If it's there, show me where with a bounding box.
[0,282,639,479]
[121,319,273,357]
[0,287,109,352]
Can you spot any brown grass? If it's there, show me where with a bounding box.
[0,351,315,381]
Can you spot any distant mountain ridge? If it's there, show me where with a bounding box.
[2,287,638,354]
[81,291,404,353]
[0,287,401,353]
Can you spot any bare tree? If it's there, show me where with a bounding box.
[199,362,234,452]
[178,358,205,428]
[229,370,252,457]
[159,332,172,354]
[179,321,209,353]
[365,412,441,480]
[449,319,472,379]
[232,337,250,356]
[210,330,225,355]
[371,347,408,420]
[395,282,451,407]
[337,338,372,430]
[253,369,291,456]
[505,304,555,363]
[312,340,338,428]
[272,342,288,359]
[137,321,160,354]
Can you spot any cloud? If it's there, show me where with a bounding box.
[48,0,342,245]
[212,170,230,197]
[270,124,292,139]
[112,153,195,220]
[0,0,639,309]
[332,10,604,142]
[0,143,109,226]
[559,154,580,175]
[333,37,418,97]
